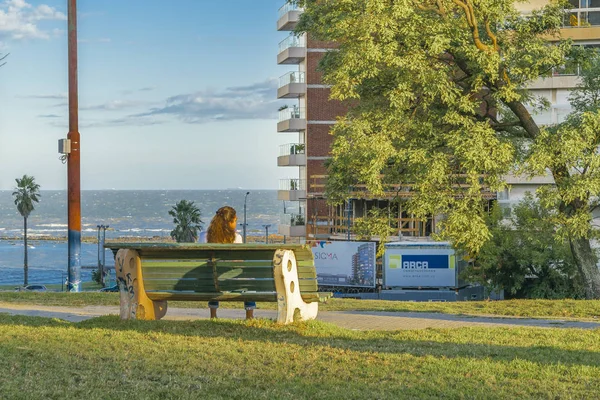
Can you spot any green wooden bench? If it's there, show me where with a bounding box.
[105,243,331,324]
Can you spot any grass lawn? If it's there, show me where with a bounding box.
[0,292,598,320]
[0,314,598,399]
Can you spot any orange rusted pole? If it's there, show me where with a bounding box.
[67,0,81,292]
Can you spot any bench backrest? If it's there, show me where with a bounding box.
[107,243,320,301]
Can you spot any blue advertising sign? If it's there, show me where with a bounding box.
[398,254,451,269]
[384,243,457,288]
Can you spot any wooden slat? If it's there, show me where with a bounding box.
[144,267,316,280]
[144,279,276,292]
[143,277,317,293]
[143,260,273,267]
[143,268,314,280]
[146,291,324,303]
[147,292,278,302]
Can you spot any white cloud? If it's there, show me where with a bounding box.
[0,0,66,41]
[18,92,67,99]
[81,99,151,111]
[135,78,285,123]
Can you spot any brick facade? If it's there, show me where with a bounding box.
[307,36,339,49]
[306,52,325,84]
[306,124,334,157]
[306,88,349,121]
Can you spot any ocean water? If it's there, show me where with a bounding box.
[0,190,284,285]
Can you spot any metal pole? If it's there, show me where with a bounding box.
[243,191,250,243]
[67,0,81,292]
[101,225,108,286]
[346,200,351,241]
[96,225,101,280]
[263,224,271,244]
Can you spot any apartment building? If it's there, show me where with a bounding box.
[502,0,600,215]
[276,1,600,240]
[277,2,342,241]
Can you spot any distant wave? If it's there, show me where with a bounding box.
[29,229,68,233]
[37,224,68,228]
[116,228,170,233]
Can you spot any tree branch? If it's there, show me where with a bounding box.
[452,0,491,52]
[505,101,540,139]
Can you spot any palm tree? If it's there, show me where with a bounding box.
[169,200,202,243]
[12,175,41,285]
[0,53,8,68]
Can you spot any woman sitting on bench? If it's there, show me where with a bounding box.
[198,206,255,320]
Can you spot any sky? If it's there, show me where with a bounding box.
[0,0,293,190]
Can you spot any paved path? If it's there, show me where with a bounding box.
[1,303,599,330]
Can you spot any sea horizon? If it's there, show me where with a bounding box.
[0,189,288,285]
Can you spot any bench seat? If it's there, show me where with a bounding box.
[106,243,331,324]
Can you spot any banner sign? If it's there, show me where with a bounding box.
[384,243,456,288]
[309,240,376,288]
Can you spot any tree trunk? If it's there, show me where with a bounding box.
[23,217,28,286]
[570,237,600,299]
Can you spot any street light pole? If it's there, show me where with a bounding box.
[263,224,271,244]
[67,0,81,292]
[96,225,101,279]
[97,225,109,286]
[102,225,108,285]
[243,191,250,243]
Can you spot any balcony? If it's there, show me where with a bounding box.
[529,60,583,89]
[277,143,306,167]
[278,213,306,237]
[559,7,600,40]
[564,7,600,27]
[278,34,305,64]
[277,2,303,31]
[277,106,306,132]
[278,71,306,99]
[278,178,306,201]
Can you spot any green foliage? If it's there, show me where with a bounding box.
[169,200,203,243]
[291,214,305,226]
[91,269,102,285]
[293,0,565,251]
[12,175,41,219]
[568,49,600,113]
[353,208,396,257]
[12,175,41,285]
[463,196,585,299]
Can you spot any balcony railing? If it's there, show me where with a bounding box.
[279,178,306,191]
[278,2,304,18]
[278,106,305,121]
[279,71,306,88]
[564,8,600,27]
[280,213,306,226]
[552,64,581,76]
[278,34,305,53]
[279,143,306,156]
[307,175,496,200]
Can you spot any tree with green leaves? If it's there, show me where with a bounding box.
[169,200,203,243]
[12,175,41,286]
[296,0,600,298]
[463,196,584,299]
